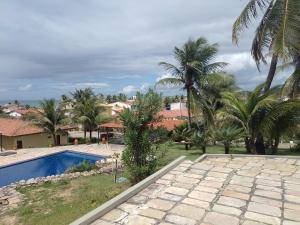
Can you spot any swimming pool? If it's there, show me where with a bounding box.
[0,151,105,187]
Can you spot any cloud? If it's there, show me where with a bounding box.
[18,84,32,91]
[0,0,288,99]
[156,73,173,82]
[122,85,137,94]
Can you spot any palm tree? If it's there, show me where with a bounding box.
[36,99,66,146]
[221,84,277,154]
[222,84,300,154]
[215,126,244,154]
[156,37,227,130]
[233,0,300,91]
[73,96,103,140]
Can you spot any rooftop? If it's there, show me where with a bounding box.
[158,109,189,119]
[91,155,300,225]
[0,118,43,136]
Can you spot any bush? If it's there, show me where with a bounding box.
[66,160,96,173]
[120,89,163,183]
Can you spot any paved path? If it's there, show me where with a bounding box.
[0,144,124,167]
[93,156,300,225]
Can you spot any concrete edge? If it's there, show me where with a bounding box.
[69,155,186,225]
[205,153,300,159]
[194,154,207,162]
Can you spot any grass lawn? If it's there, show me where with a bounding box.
[0,174,130,225]
[157,142,300,168]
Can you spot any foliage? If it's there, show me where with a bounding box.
[156,37,227,129]
[72,88,104,139]
[120,89,163,183]
[66,160,96,173]
[214,126,244,154]
[35,99,66,146]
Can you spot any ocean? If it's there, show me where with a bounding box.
[0,100,41,107]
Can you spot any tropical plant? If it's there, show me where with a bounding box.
[173,122,195,150]
[233,0,300,91]
[120,89,163,183]
[221,84,277,154]
[72,88,104,140]
[215,126,244,154]
[221,84,300,154]
[156,37,227,130]
[36,99,66,146]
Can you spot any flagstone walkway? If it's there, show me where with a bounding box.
[93,156,300,225]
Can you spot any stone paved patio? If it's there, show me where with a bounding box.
[0,144,124,167]
[92,156,300,225]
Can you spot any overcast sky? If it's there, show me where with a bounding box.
[0,0,290,100]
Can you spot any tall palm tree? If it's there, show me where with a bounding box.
[156,37,227,129]
[36,99,66,146]
[233,0,300,91]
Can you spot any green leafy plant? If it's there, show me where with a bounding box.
[120,89,163,183]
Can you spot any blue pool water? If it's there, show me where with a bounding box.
[0,151,105,187]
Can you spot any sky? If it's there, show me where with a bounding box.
[0,0,290,100]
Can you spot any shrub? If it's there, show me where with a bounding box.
[66,160,96,173]
[120,89,163,183]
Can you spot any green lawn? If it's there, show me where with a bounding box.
[157,142,300,168]
[0,175,129,225]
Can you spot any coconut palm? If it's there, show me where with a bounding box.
[221,84,277,154]
[233,0,300,91]
[36,99,66,146]
[156,37,227,130]
[215,126,244,154]
[222,83,300,154]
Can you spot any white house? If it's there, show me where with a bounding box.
[170,102,187,111]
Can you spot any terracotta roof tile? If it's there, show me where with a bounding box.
[158,109,189,118]
[0,118,43,136]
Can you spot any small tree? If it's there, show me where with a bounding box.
[215,126,243,154]
[120,89,163,183]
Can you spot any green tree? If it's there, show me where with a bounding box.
[233,0,300,91]
[120,89,163,183]
[36,99,66,146]
[156,37,227,130]
[215,126,244,154]
[72,88,103,140]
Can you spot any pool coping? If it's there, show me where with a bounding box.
[0,150,106,169]
[70,155,186,225]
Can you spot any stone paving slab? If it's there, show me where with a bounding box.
[93,156,300,225]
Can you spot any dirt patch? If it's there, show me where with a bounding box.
[0,214,19,225]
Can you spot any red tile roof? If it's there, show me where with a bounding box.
[99,122,124,129]
[151,119,186,131]
[0,118,43,137]
[158,109,189,119]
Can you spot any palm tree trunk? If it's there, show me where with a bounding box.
[89,129,92,140]
[224,143,230,154]
[52,133,57,146]
[186,88,192,130]
[264,54,278,92]
[255,133,265,155]
[202,145,206,154]
[84,129,87,140]
[271,136,280,155]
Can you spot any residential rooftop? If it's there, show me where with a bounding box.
[88,155,300,225]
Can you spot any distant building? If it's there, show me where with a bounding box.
[101,102,132,116]
[0,118,69,150]
[170,102,187,110]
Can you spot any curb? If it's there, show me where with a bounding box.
[70,155,186,225]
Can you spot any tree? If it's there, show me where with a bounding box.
[36,99,65,146]
[156,37,227,130]
[221,84,277,154]
[215,126,244,154]
[72,88,103,140]
[120,89,163,183]
[233,0,300,92]
[222,84,300,154]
